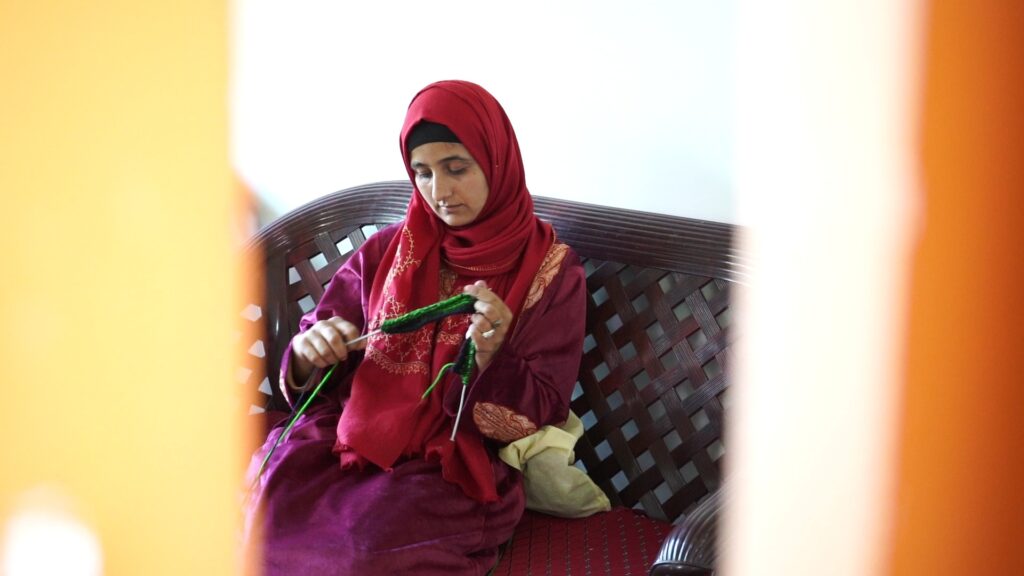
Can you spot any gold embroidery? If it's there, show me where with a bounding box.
[444,251,523,274]
[524,243,569,311]
[368,319,432,363]
[366,226,430,375]
[382,226,422,296]
[473,402,538,443]
[365,345,429,376]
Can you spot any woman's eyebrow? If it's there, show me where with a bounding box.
[410,155,473,169]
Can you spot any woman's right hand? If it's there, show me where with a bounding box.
[290,316,365,383]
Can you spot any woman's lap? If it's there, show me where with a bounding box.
[246,401,524,575]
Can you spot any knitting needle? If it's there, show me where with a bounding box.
[450,384,468,442]
[344,329,380,347]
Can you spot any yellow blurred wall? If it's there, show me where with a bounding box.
[1,1,243,574]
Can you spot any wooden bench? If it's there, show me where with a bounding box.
[241,181,744,575]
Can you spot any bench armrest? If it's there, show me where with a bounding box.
[649,485,727,576]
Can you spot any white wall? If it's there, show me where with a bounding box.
[232,0,735,225]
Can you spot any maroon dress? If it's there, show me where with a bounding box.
[245,223,586,575]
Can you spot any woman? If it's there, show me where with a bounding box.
[246,80,586,574]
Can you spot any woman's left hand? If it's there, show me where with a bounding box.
[463,280,512,370]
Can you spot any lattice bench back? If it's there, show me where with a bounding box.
[241,181,744,524]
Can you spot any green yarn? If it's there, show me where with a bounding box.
[251,363,338,490]
[421,362,456,400]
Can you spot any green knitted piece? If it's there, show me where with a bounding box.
[380,293,477,334]
[458,341,476,387]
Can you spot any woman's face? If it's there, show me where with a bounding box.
[409,142,489,227]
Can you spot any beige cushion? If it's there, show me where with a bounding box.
[498,411,611,518]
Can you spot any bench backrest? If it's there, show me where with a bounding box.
[241,181,744,523]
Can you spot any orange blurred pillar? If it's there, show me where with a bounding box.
[890,2,1024,575]
[0,1,243,574]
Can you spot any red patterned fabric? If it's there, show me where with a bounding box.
[493,508,673,576]
[473,402,538,443]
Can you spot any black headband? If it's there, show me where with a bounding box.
[406,121,461,154]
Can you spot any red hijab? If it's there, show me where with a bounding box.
[335,81,554,501]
